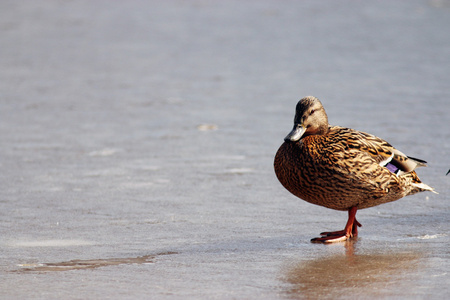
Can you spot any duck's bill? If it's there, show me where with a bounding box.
[284,124,306,142]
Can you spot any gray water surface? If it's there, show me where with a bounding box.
[1,1,449,299]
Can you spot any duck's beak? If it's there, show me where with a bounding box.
[284,123,306,142]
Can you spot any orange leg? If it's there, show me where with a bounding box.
[311,207,361,243]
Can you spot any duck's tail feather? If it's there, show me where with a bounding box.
[405,171,437,195]
[407,156,428,167]
[411,182,438,194]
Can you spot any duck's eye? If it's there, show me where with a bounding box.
[310,109,315,115]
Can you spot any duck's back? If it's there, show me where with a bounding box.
[274,126,427,211]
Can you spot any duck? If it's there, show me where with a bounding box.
[274,96,436,243]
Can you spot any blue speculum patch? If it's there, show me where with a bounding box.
[386,163,399,174]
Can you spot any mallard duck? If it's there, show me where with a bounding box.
[274,96,436,243]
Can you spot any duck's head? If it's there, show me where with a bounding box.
[284,96,329,142]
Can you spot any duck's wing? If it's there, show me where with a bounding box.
[331,126,427,173]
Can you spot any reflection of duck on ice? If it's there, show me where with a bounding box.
[284,242,422,298]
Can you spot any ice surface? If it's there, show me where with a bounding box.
[0,0,449,299]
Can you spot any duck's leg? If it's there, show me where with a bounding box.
[311,207,361,243]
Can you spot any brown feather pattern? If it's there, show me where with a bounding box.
[274,97,434,212]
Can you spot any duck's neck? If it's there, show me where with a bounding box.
[316,124,330,136]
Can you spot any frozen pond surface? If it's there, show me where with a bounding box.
[1,0,449,299]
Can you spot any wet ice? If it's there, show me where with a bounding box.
[0,0,449,299]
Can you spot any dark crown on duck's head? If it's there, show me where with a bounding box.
[285,96,329,142]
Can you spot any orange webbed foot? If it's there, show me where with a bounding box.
[310,207,361,244]
[311,230,352,243]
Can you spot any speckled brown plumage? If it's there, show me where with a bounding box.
[274,96,435,243]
